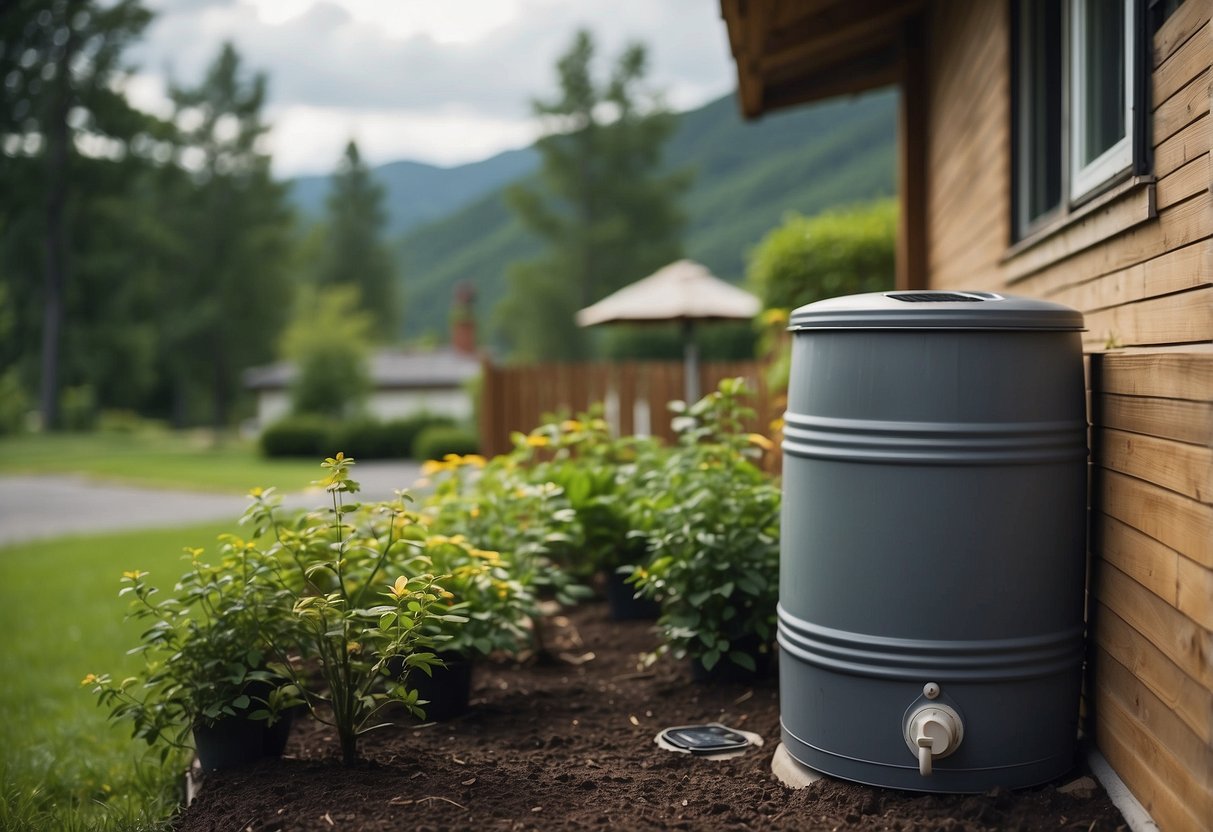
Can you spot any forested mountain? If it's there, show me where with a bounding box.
[287,88,897,344]
[398,89,895,341]
[289,147,539,237]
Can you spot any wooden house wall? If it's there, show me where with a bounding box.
[922,2,1212,829]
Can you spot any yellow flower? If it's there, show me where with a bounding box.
[470,505,481,518]
[762,308,790,327]
[525,434,549,448]
[443,453,462,463]
[80,673,98,686]
[470,548,501,562]
[388,575,409,599]
[560,420,583,432]
[421,459,447,476]
[747,433,775,451]
[121,570,143,581]
[462,454,488,468]
[248,486,264,498]
[346,641,361,654]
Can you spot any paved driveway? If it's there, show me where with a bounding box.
[0,461,424,546]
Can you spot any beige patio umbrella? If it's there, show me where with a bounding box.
[575,259,761,402]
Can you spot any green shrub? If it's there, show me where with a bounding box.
[748,198,896,311]
[413,425,479,461]
[59,384,97,432]
[629,378,781,674]
[390,412,456,457]
[512,407,665,579]
[260,416,332,458]
[93,454,458,767]
[328,418,391,459]
[281,285,373,419]
[327,413,458,460]
[0,368,28,435]
[97,409,166,435]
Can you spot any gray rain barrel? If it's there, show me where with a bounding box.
[778,290,1087,793]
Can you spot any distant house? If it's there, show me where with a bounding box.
[722,0,1210,828]
[245,284,482,429]
[243,348,480,430]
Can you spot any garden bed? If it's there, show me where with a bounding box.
[177,602,1127,831]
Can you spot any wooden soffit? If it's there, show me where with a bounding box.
[721,0,925,117]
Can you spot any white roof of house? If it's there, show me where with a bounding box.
[243,348,480,391]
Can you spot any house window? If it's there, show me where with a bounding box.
[1012,0,1144,240]
[1070,0,1135,198]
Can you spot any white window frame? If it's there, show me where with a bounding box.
[1069,0,1136,200]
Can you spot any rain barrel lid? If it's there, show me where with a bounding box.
[789,291,1084,331]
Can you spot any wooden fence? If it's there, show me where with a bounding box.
[478,359,778,457]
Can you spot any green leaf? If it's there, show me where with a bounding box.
[728,650,757,672]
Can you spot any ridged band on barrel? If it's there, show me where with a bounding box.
[781,413,1087,465]
[777,605,1084,682]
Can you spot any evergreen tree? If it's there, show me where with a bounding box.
[497,30,690,360]
[316,141,398,340]
[0,0,155,427]
[165,42,294,431]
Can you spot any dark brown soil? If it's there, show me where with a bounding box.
[177,602,1127,831]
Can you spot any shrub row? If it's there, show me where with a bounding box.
[259,413,477,460]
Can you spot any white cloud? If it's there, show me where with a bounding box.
[267,103,541,171]
[130,0,736,175]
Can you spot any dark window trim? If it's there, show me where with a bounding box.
[1009,0,1154,246]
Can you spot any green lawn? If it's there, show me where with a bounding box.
[0,431,322,493]
[0,522,235,831]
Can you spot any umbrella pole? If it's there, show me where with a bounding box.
[682,319,700,403]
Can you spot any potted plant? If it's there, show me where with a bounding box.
[87,534,303,770]
[514,409,666,620]
[629,379,782,680]
[418,452,591,658]
[238,454,463,764]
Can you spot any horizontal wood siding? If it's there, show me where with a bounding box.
[923,1,1212,827]
[926,0,1009,290]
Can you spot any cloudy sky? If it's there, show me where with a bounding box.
[127,0,738,177]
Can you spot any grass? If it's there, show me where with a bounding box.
[0,521,235,831]
[0,430,323,494]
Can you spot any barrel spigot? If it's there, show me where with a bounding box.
[904,694,963,777]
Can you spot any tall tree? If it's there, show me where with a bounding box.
[316,140,398,340]
[497,30,690,360]
[166,42,294,431]
[0,0,154,427]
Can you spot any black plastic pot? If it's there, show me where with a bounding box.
[194,716,273,770]
[387,651,474,721]
[605,569,660,621]
[193,677,297,770]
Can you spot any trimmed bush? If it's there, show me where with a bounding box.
[329,418,392,460]
[748,199,896,311]
[389,412,456,456]
[330,413,458,460]
[260,416,332,458]
[413,425,479,461]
